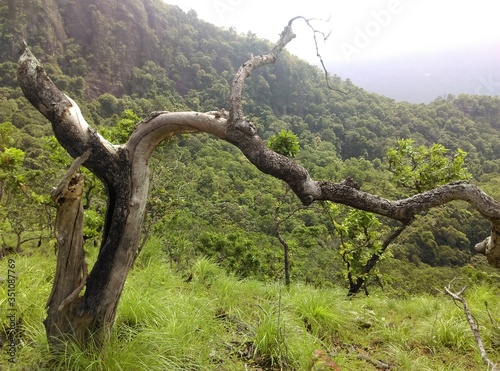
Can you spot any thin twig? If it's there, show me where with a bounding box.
[295,16,348,94]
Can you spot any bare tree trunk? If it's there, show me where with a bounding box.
[17,46,153,348]
[45,154,89,348]
[17,47,228,349]
[276,231,291,287]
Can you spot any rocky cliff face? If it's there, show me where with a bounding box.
[1,0,66,58]
[1,0,182,97]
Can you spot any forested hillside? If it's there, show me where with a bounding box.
[2,0,500,369]
[1,0,500,288]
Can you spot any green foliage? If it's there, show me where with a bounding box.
[387,139,471,193]
[325,202,388,291]
[42,136,72,167]
[197,230,263,278]
[267,129,300,157]
[0,122,55,251]
[0,121,15,148]
[101,109,141,144]
[83,209,104,241]
[316,140,474,294]
[0,146,24,172]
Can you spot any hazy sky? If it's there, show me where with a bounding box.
[165,0,500,66]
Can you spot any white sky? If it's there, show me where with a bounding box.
[164,0,500,66]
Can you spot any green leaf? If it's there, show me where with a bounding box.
[387,139,471,194]
[267,130,300,158]
[0,147,25,171]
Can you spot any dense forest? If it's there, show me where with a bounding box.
[1,0,499,369]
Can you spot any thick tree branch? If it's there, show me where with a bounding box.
[315,181,500,267]
[17,45,114,159]
[229,18,297,123]
[127,110,228,161]
[18,45,122,197]
[317,181,500,221]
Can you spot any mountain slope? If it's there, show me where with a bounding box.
[2,0,191,96]
[2,0,500,277]
[1,0,500,165]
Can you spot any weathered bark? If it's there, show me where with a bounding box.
[17,16,500,351]
[45,152,89,348]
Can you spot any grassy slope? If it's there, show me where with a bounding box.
[1,243,499,370]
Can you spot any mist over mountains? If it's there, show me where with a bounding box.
[329,43,500,103]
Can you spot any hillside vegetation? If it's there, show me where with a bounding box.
[1,0,499,369]
[1,247,499,370]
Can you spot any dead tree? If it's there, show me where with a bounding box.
[17,18,500,350]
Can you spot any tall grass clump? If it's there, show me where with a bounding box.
[190,256,225,286]
[250,291,321,370]
[288,284,349,340]
[134,236,169,269]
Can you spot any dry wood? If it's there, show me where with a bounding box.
[45,152,89,346]
[445,283,499,371]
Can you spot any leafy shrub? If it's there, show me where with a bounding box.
[267,130,300,158]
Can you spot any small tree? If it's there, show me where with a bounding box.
[0,122,52,254]
[387,138,471,194]
[324,139,472,296]
[268,129,301,286]
[323,204,387,295]
[267,129,300,158]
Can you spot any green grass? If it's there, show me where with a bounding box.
[1,247,499,370]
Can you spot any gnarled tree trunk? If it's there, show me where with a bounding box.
[45,153,88,348]
[17,18,500,351]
